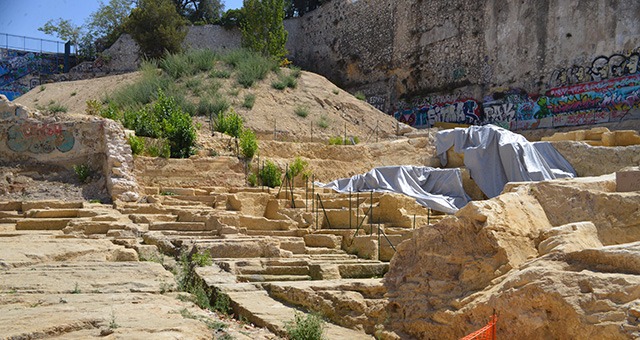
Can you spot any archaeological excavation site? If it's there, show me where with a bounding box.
[1,0,640,339]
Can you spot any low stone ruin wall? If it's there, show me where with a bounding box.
[0,95,140,202]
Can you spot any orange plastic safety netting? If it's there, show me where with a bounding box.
[460,314,498,340]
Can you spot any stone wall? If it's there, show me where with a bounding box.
[0,95,140,202]
[101,1,640,131]
[104,25,242,73]
[285,0,640,131]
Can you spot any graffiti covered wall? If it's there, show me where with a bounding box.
[0,48,69,100]
[392,71,640,130]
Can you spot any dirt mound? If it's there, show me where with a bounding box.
[14,70,402,143]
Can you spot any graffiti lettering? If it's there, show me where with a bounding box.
[550,52,640,87]
[366,96,386,112]
[394,99,480,128]
[6,123,75,154]
[484,102,515,124]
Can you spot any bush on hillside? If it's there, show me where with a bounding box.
[259,160,282,188]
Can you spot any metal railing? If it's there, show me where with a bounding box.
[1,33,71,54]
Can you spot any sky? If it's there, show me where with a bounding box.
[0,0,243,52]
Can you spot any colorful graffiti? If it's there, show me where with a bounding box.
[394,98,481,127]
[549,52,640,87]
[6,123,75,154]
[392,73,640,131]
[0,49,69,100]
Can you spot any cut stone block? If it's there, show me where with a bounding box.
[617,170,640,192]
[304,234,342,248]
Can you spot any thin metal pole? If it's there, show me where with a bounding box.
[413,214,416,229]
[428,208,431,225]
[369,190,373,236]
[377,218,381,260]
[305,177,308,212]
[349,190,352,229]
[356,192,359,228]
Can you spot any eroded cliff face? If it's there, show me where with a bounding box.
[286,0,640,114]
[383,177,640,339]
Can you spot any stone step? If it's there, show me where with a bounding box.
[225,290,374,339]
[245,229,310,237]
[236,274,312,282]
[293,253,358,261]
[338,263,389,279]
[63,221,134,235]
[128,213,178,224]
[305,247,347,255]
[0,211,23,219]
[304,233,342,248]
[0,201,22,212]
[238,264,310,276]
[15,218,73,230]
[148,221,210,231]
[24,209,82,218]
[22,201,84,210]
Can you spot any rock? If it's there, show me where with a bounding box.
[109,248,139,262]
[538,222,603,255]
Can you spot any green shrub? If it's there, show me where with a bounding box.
[213,292,232,315]
[210,95,230,116]
[243,93,256,109]
[187,49,218,72]
[328,135,360,145]
[289,66,302,78]
[236,51,277,88]
[128,134,145,155]
[85,99,102,115]
[160,52,194,79]
[222,48,253,68]
[73,164,92,183]
[107,64,171,109]
[328,136,343,145]
[288,157,308,180]
[239,128,258,159]
[213,108,244,138]
[295,105,309,118]
[228,88,240,97]
[259,160,282,188]
[248,172,258,186]
[191,252,212,267]
[354,91,366,101]
[210,68,231,78]
[145,139,171,158]
[163,104,197,158]
[272,74,297,90]
[47,102,68,114]
[285,312,325,340]
[317,115,329,129]
[99,103,122,121]
[185,77,202,94]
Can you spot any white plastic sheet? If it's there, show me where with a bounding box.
[317,166,471,214]
[436,125,576,198]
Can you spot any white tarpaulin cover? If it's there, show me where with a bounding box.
[436,125,576,198]
[317,166,471,214]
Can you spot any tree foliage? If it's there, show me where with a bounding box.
[86,0,135,51]
[38,18,81,44]
[39,0,134,59]
[241,0,288,59]
[284,0,328,18]
[172,0,223,24]
[125,0,188,59]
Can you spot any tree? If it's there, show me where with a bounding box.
[284,0,327,18]
[38,18,81,44]
[86,0,136,50]
[241,0,288,59]
[219,8,245,28]
[173,0,223,24]
[39,0,135,60]
[125,0,188,59]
